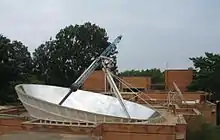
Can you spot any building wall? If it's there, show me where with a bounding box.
[82,70,109,92]
[93,123,186,140]
[165,69,193,92]
[140,92,202,100]
[196,102,216,124]
[82,69,193,93]
[120,76,151,91]
[82,72,151,92]
[179,101,216,124]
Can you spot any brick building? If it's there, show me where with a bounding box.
[82,69,193,93]
[82,70,109,92]
[164,69,193,92]
[82,71,152,92]
[119,76,151,92]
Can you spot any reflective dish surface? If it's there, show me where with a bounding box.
[17,84,160,120]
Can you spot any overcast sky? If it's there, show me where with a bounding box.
[0,0,219,71]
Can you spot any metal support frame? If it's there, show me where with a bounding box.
[165,82,187,108]
[173,82,186,104]
[101,57,131,119]
[103,68,131,118]
[59,35,122,105]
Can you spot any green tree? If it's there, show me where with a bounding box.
[188,52,220,100]
[187,116,220,140]
[119,68,164,84]
[0,35,32,104]
[33,22,117,87]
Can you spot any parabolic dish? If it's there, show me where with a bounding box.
[15,84,161,123]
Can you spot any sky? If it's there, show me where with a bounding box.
[0,0,219,72]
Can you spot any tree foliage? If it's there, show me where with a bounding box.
[187,116,220,140]
[0,22,119,104]
[0,35,32,104]
[188,52,220,100]
[33,22,117,87]
[119,68,164,84]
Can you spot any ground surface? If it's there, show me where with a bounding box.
[0,132,91,140]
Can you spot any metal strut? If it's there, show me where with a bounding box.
[103,67,131,118]
[100,56,130,118]
[59,35,122,105]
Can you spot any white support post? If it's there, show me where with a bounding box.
[173,82,186,104]
[100,55,131,119]
[104,71,107,92]
[103,68,131,119]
